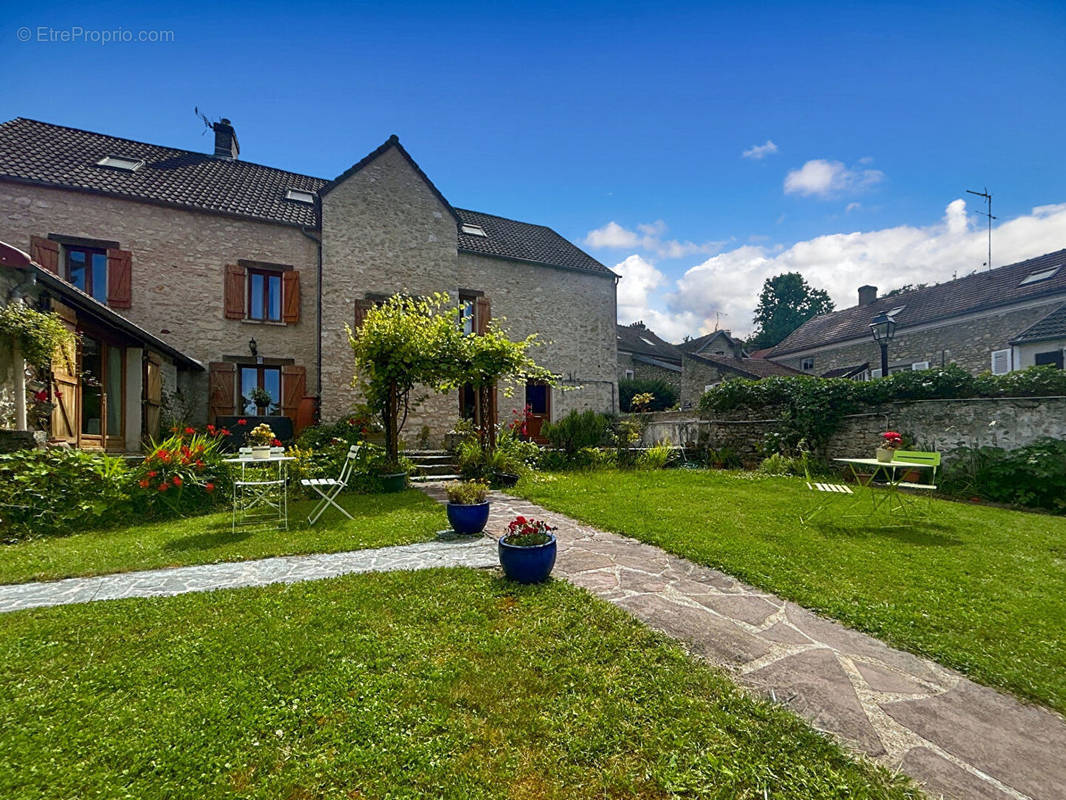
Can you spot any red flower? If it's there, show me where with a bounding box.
[195,459,204,469]
[272,438,282,447]
[237,418,247,426]
[147,470,157,478]
[34,390,48,402]
[515,516,527,524]
[157,482,169,492]
[205,482,215,493]
[184,426,195,435]
[220,428,231,436]
[206,424,216,434]
[138,479,149,489]
[172,476,183,487]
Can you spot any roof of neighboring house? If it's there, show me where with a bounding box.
[1011,303,1066,344]
[0,118,610,276]
[769,248,1066,356]
[0,240,202,370]
[679,329,744,354]
[686,351,803,379]
[617,322,683,364]
[748,347,773,359]
[821,362,870,379]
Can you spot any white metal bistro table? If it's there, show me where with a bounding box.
[224,454,295,531]
[833,457,936,518]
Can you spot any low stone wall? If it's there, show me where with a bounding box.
[631,396,1066,465]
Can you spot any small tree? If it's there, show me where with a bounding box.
[748,273,834,350]
[348,293,464,467]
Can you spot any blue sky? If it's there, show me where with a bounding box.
[4,0,1065,338]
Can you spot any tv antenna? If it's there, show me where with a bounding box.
[966,187,996,270]
[713,310,728,331]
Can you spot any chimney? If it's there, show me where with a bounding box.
[212,118,239,159]
[858,285,877,306]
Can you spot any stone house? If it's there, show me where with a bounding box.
[769,249,1066,378]
[679,329,747,359]
[616,322,682,387]
[0,117,617,450]
[679,351,802,408]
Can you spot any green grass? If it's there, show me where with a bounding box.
[0,490,444,585]
[0,568,918,799]
[514,469,1066,714]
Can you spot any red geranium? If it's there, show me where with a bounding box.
[272,438,282,447]
[237,418,247,426]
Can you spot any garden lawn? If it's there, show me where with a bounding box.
[0,490,442,585]
[515,469,1066,715]
[0,568,919,800]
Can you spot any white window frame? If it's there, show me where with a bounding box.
[623,369,634,380]
[870,368,883,379]
[991,348,1012,375]
[911,361,930,371]
[801,357,814,371]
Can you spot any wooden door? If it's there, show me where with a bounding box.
[144,353,162,443]
[49,302,79,444]
[524,381,550,443]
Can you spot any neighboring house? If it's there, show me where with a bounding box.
[769,249,1066,378]
[0,117,616,450]
[679,351,802,408]
[616,322,682,387]
[679,329,747,359]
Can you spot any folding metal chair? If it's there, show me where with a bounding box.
[302,445,360,525]
[800,457,853,524]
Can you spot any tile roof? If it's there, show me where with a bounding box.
[770,248,1066,356]
[1011,303,1066,344]
[0,118,326,227]
[616,322,683,363]
[686,352,803,379]
[0,118,610,275]
[679,329,744,354]
[456,208,611,276]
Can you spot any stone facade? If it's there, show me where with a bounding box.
[680,354,726,408]
[774,301,1066,377]
[616,352,682,389]
[0,181,320,424]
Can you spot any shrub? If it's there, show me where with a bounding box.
[940,437,1066,513]
[542,410,614,454]
[131,429,232,517]
[637,442,674,470]
[757,452,806,476]
[619,378,679,412]
[446,480,489,504]
[0,448,130,541]
[456,437,528,485]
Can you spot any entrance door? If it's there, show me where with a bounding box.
[524,381,550,443]
[77,333,126,450]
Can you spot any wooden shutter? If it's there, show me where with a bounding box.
[106,248,132,308]
[282,270,300,324]
[30,236,60,274]
[475,296,491,335]
[224,264,245,319]
[49,302,79,443]
[281,365,306,423]
[208,362,237,424]
[353,298,373,333]
[144,353,162,442]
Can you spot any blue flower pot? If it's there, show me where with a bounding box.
[446,502,490,535]
[498,534,557,584]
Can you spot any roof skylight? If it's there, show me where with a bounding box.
[887,305,906,316]
[95,155,144,172]
[461,223,487,237]
[285,188,315,204]
[1019,265,1061,286]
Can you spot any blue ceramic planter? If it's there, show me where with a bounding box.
[498,534,557,584]
[446,502,490,535]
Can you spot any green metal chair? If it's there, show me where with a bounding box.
[892,450,940,490]
[799,454,854,524]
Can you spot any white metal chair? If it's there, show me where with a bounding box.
[302,445,361,525]
[800,458,853,524]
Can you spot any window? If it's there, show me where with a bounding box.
[65,245,108,302]
[240,365,281,414]
[285,188,315,204]
[870,368,883,379]
[461,223,487,237]
[1019,266,1061,286]
[1035,350,1065,369]
[801,357,814,371]
[888,305,906,317]
[624,369,635,380]
[248,268,283,321]
[79,334,125,441]
[911,361,930,371]
[991,348,1012,375]
[459,292,480,335]
[95,155,144,172]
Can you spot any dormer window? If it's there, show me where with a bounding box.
[285,189,315,204]
[461,223,487,237]
[1019,266,1061,286]
[95,155,144,172]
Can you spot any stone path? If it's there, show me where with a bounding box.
[419,484,1066,800]
[0,537,496,614]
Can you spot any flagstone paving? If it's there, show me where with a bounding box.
[419,484,1066,800]
[0,537,496,613]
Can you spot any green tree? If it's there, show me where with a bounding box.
[748,273,834,350]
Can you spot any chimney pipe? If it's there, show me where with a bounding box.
[858,285,877,306]
[212,118,239,160]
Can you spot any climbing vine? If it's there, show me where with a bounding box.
[0,302,74,369]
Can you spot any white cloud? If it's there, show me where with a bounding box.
[784,159,885,198]
[742,139,779,160]
[619,200,1066,342]
[614,254,665,319]
[585,220,722,260]
[845,202,861,213]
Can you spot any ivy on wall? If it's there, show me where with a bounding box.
[0,302,75,369]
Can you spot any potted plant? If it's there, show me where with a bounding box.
[248,386,274,415]
[445,480,490,535]
[876,430,902,462]
[498,516,557,584]
[247,422,277,459]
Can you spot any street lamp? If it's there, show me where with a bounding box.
[868,312,896,377]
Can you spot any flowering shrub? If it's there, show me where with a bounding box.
[246,422,277,447]
[503,516,555,547]
[880,431,902,449]
[131,428,231,516]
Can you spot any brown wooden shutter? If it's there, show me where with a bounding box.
[30,236,60,274]
[475,296,491,335]
[282,270,301,324]
[353,298,373,333]
[49,301,79,443]
[224,264,245,319]
[144,353,162,442]
[281,365,306,423]
[106,248,132,308]
[208,362,237,424]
